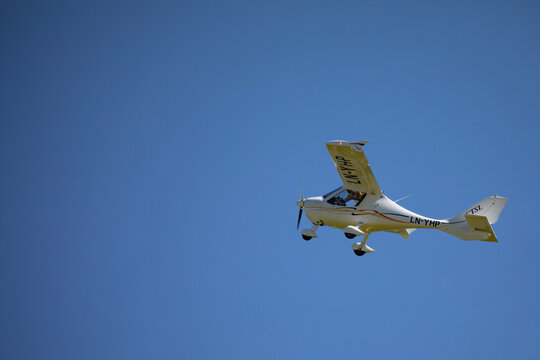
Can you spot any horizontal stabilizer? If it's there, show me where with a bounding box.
[465,215,498,242]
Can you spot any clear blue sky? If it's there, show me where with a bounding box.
[1,1,539,359]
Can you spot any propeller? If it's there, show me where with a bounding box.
[296,182,304,230]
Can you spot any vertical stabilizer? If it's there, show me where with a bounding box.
[447,196,508,225]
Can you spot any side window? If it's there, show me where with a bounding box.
[327,190,366,207]
[327,190,346,206]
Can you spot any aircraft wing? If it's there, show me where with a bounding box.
[326,140,382,195]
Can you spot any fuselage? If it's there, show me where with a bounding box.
[298,187,448,234]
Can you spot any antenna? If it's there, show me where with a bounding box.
[395,194,412,203]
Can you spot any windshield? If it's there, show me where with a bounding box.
[323,186,343,198]
[327,189,367,207]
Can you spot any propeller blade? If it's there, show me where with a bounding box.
[297,208,303,230]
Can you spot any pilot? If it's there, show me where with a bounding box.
[344,190,366,206]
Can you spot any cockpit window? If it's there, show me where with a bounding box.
[323,186,343,198]
[327,189,367,207]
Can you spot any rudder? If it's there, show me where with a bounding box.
[447,196,508,225]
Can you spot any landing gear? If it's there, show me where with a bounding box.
[300,224,319,241]
[351,233,374,256]
[345,233,356,239]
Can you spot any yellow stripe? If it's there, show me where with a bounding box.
[304,206,409,224]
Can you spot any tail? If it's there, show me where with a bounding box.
[447,195,508,225]
[440,196,508,242]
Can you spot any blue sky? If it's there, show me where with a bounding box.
[1,1,540,359]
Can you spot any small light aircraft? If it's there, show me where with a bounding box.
[296,140,507,256]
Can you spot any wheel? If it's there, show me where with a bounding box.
[354,250,366,256]
[345,233,356,239]
[302,234,312,241]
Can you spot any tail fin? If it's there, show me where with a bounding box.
[447,196,508,225]
[440,196,507,242]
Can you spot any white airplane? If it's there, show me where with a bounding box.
[296,140,508,256]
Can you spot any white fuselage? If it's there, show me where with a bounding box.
[301,192,447,234]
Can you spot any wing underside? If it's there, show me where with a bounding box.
[326,140,382,195]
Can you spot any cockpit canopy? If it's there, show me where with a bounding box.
[325,186,366,207]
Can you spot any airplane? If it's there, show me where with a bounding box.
[296,140,508,256]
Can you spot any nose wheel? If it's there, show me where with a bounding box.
[300,224,319,241]
[353,250,366,256]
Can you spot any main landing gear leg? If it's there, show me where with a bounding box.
[352,233,371,256]
[301,224,319,241]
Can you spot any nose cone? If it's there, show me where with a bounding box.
[296,200,304,208]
